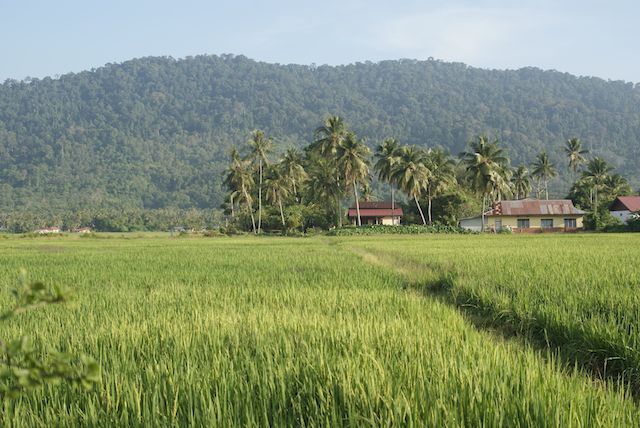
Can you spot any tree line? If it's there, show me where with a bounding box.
[0,208,224,234]
[224,116,636,232]
[1,54,639,213]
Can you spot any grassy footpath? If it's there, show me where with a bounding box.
[0,235,638,426]
[347,233,640,395]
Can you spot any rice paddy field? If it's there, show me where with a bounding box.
[0,233,639,426]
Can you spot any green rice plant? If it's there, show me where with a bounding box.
[0,235,637,426]
[348,233,640,394]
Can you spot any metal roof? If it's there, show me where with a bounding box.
[487,199,585,216]
[348,208,403,217]
[611,196,640,212]
[353,201,397,209]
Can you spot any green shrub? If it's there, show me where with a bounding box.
[326,224,474,236]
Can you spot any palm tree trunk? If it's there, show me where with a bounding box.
[292,180,297,202]
[481,194,486,232]
[230,194,235,218]
[545,179,549,200]
[278,194,286,228]
[335,172,342,227]
[391,185,396,225]
[427,188,433,225]
[258,159,263,234]
[414,195,427,226]
[242,184,256,233]
[354,180,362,226]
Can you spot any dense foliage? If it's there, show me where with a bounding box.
[1,54,639,212]
[0,208,223,233]
[326,224,472,236]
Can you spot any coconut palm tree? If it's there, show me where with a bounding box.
[604,173,632,198]
[225,190,240,218]
[531,152,557,200]
[264,164,291,228]
[224,150,256,233]
[424,149,456,224]
[223,148,243,219]
[247,130,272,234]
[564,138,589,176]
[374,138,401,225]
[311,115,348,226]
[582,157,612,213]
[312,115,347,156]
[459,136,509,230]
[568,178,594,209]
[281,148,307,200]
[511,165,531,200]
[393,146,430,225]
[361,183,372,202]
[306,157,344,226]
[337,133,371,226]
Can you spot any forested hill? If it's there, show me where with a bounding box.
[1,54,639,212]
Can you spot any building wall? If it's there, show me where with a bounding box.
[380,217,400,226]
[351,216,401,226]
[611,210,631,224]
[487,215,583,229]
[459,217,483,231]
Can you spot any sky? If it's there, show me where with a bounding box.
[2,0,639,83]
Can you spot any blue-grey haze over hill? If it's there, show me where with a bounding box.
[2,0,639,83]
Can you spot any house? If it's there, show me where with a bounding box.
[460,199,584,232]
[74,227,92,234]
[34,227,61,234]
[609,196,640,224]
[348,201,402,225]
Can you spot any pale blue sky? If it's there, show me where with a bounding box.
[2,0,638,82]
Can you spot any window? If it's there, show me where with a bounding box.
[564,218,577,228]
[517,218,530,229]
[541,219,554,229]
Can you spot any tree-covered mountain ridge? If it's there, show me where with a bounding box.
[1,54,638,211]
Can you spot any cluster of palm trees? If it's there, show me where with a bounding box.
[224,130,307,233]
[506,138,631,214]
[374,140,456,225]
[225,116,633,232]
[224,116,461,231]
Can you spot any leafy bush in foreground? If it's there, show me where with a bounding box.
[0,271,99,399]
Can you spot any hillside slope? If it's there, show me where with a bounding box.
[0,54,638,211]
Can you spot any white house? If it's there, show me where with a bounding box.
[610,196,640,224]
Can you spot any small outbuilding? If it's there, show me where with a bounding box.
[348,201,402,226]
[609,196,640,224]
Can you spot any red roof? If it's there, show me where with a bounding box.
[355,201,396,209]
[348,208,403,217]
[347,201,403,218]
[610,196,640,212]
[486,199,584,216]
